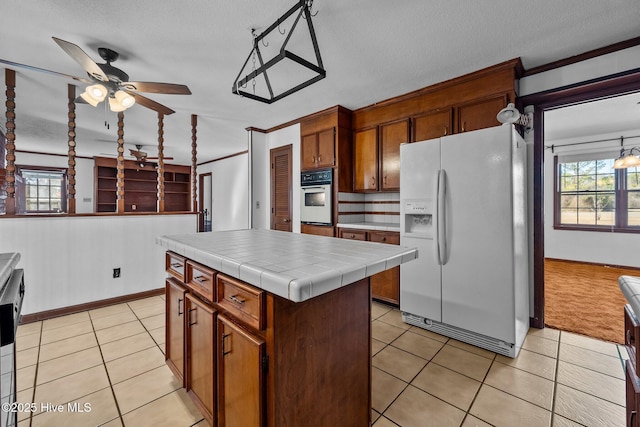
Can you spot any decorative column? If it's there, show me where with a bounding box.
[156,112,165,213]
[116,112,125,213]
[67,84,77,214]
[4,69,16,215]
[191,114,198,212]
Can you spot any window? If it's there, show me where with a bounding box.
[555,154,640,232]
[21,168,67,213]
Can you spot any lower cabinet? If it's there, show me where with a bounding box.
[166,279,187,385]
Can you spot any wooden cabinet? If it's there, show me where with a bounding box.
[354,127,378,192]
[301,128,335,170]
[379,120,409,191]
[338,228,400,305]
[413,109,452,142]
[456,95,506,133]
[626,304,640,427]
[165,279,187,386]
[217,314,266,427]
[300,223,335,237]
[186,293,217,425]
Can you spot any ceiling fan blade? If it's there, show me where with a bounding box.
[52,37,109,82]
[127,91,175,115]
[123,81,191,95]
[0,58,92,83]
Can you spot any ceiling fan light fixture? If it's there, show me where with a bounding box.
[108,96,126,112]
[80,84,107,106]
[115,90,135,108]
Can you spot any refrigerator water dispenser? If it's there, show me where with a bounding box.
[403,199,433,238]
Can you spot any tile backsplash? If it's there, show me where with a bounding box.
[338,192,400,224]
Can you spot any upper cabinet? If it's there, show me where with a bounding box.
[412,109,452,142]
[456,95,506,134]
[354,127,378,192]
[301,128,335,170]
[379,119,409,191]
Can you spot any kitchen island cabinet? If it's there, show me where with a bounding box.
[158,229,417,427]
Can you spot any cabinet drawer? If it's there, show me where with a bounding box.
[166,252,186,282]
[625,359,640,427]
[340,229,367,241]
[368,231,400,245]
[186,261,216,303]
[216,274,265,331]
[626,304,640,372]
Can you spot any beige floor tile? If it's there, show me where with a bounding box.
[447,339,496,360]
[495,348,556,381]
[373,416,398,427]
[140,313,164,330]
[39,321,93,345]
[121,388,203,427]
[131,303,165,319]
[113,365,182,414]
[408,325,449,343]
[17,364,36,392]
[385,385,465,427]
[16,346,39,369]
[559,331,619,357]
[461,415,493,426]
[38,332,97,362]
[372,338,386,356]
[372,409,381,424]
[16,331,42,351]
[484,362,554,410]
[469,385,551,427]
[36,347,103,385]
[552,415,583,427]
[42,312,90,331]
[88,303,132,320]
[95,320,146,345]
[521,334,559,358]
[559,341,625,380]
[554,383,625,427]
[106,346,165,385]
[377,309,411,330]
[148,326,165,347]
[16,387,33,423]
[191,420,209,426]
[91,310,138,331]
[527,327,560,341]
[391,330,446,361]
[373,345,427,383]
[372,366,407,413]
[412,362,481,411]
[34,365,110,413]
[372,319,406,344]
[31,387,119,427]
[432,345,493,382]
[372,302,393,320]
[100,331,157,362]
[556,361,625,406]
[16,321,41,337]
[99,418,124,427]
[127,296,164,311]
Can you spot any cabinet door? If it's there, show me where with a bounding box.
[457,96,506,133]
[354,128,378,192]
[186,294,216,425]
[413,110,452,142]
[301,133,318,170]
[166,279,187,385]
[380,120,409,191]
[218,314,266,427]
[316,128,335,168]
[368,231,400,305]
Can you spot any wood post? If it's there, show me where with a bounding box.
[4,69,16,215]
[157,112,165,213]
[116,112,125,213]
[191,114,198,213]
[67,84,77,214]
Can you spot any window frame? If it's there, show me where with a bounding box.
[17,165,68,214]
[553,154,640,233]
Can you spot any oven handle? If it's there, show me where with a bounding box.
[301,186,328,190]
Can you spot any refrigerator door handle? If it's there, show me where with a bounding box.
[434,169,442,265]
[437,169,448,265]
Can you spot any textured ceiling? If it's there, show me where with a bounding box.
[1,0,639,164]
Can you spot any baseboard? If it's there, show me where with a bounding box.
[20,288,164,324]
[545,257,640,272]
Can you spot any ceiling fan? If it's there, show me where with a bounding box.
[0,37,191,115]
[130,145,173,162]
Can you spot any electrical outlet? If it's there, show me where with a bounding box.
[113,268,121,278]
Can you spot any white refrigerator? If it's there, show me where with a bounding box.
[400,124,529,357]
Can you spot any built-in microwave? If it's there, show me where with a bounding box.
[300,169,332,225]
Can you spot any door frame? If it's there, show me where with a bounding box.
[520,67,640,328]
[270,144,293,231]
[198,172,212,232]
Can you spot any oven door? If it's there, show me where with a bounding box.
[300,185,332,225]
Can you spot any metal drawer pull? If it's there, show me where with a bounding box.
[228,294,246,305]
[194,275,208,283]
[188,308,197,326]
[628,329,633,345]
[178,298,183,316]
[170,262,182,268]
[222,333,232,355]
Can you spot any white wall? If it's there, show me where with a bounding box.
[0,214,197,315]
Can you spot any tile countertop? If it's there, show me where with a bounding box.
[0,252,21,287]
[157,229,417,302]
[336,222,400,232]
[619,275,640,318]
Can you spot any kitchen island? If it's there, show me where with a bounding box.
[157,229,417,427]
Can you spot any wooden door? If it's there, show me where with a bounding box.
[186,294,216,425]
[316,128,335,168]
[270,145,292,231]
[457,95,506,133]
[380,120,409,191]
[413,110,453,142]
[166,279,187,385]
[300,134,317,170]
[218,314,266,427]
[354,128,378,192]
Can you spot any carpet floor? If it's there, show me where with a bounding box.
[544,258,640,344]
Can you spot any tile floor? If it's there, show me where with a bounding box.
[13,297,627,427]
